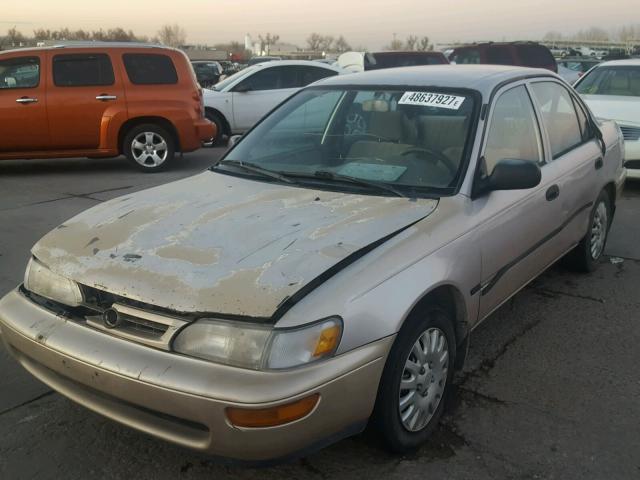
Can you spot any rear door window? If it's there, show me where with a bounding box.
[53,54,114,87]
[486,46,514,65]
[296,66,338,87]
[123,54,178,85]
[0,56,40,89]
[530,82,583,158]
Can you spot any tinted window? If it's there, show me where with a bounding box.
[516,45,555,68]
[530,82,583,158]
[123,54,178,85]
[484,85,543,175]
[0,56,39,89]
[53,54,114,87]
[235,67,280,91]
[575,66,640,97]
[451,49,480,64]
[297,66,337,86]
[486,46,514,65]
[365,52,446,70]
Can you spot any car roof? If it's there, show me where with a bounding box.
[313,64,557,96]
[453,41,546,48]
[251,59,343,71]
[597,59,640,67]
[0,42,177,55]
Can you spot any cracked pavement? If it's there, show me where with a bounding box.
[1,152,639,479]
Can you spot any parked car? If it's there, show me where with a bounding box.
[557,57,601,83]
[0,43,215,171]
[218,60,239,76]
[0,65,625,462]
[203,60,343,145]
[191,60,223,88]
[337,51,448,72]
[575,59,640,178]
[449,41,557,72]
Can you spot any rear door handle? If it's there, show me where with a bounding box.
[16,97,38,104]
[595,157,603,170]
[96,94,117,101]
[546,184,560,201]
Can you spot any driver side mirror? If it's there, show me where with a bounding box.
[476,159,541,197]
[233,84,252,93]
[228,134,243,148]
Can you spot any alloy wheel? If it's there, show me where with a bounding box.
[131,132,169,168]
[590,201,608,260]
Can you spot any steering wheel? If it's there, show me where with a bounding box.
[401,147,458,177]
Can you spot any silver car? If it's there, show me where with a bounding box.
[0,65,625,462]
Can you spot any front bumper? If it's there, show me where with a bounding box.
[0,289,392,462]
[624,141,640,179]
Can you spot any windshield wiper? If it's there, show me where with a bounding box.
[215,160,296,184]
[313,170,408,198]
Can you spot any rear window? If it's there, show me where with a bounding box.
[53,54,114,87]
[516,45,555,69]
[123,54,178,85]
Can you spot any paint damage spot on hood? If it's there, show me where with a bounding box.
[32,172,437,317]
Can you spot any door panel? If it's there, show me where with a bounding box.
[46,52,125,150]
[232,88,296,131]
[0,54,49,151]
[475,84,566,319]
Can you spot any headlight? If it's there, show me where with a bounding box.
[172,317,342,370]
[23,257,83,307]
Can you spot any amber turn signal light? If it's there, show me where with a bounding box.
[226,393,320,428]
[313,324,341,357]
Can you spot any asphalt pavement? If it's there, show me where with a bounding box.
[0,151,638,479]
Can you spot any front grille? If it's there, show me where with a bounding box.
[620,125,640,142]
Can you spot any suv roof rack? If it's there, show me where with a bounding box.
[50,41,163,49]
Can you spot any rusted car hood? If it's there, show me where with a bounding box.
[32,171,437,318]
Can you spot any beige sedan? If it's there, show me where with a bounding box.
[0,65,625,462]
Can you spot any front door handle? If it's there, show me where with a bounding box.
[546,184,560,201]
[16,97,38,104]
[595,157,603,170]
[96,94,117,101]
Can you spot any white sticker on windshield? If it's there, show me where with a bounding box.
[398,91,466,110]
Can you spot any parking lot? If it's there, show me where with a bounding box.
[0,151,638,479]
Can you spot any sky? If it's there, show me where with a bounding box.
[2,0,638,49]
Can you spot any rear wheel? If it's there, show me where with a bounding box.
[204,110,226,147]
[373,307,456,452]
[124,124,175,172]
[563,190,611,272]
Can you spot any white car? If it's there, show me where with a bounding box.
[203,60,344,145]
[575,59,640,178]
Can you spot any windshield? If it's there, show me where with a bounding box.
[212,66,256,91]
[217,87,477,196]
[576,66,640,97]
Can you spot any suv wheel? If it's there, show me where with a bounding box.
[204,110,226,147]
[563,190,611,272]
[124,124,175,172]
[374,306,456,452]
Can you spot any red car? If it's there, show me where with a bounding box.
[449,42,557,73]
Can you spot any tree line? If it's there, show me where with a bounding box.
[0,24,187,48]
[544,24,640,43]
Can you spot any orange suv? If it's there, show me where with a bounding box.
[0,43,215,172]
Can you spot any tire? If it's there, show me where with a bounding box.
[373,306,456,453]
[123,124,175,173]
[204,110,226,147]
[563,189,611,272]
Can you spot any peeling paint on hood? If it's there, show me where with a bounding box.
[33,172,437,318]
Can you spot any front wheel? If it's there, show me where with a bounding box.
[563,190,611,272]
[124,124,175,172]
[373,307,456,452]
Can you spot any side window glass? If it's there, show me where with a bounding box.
[123,54,178,85]
[0,56,40,89]
[235,67,281,91]
[280,66,298,89]
[530,82,582,158]
[297,66,338,87]
[572,97,593,142]
[486,46,514,65]
[53,54,114,87]
[483,85,543,176]
[452,49,480,64]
